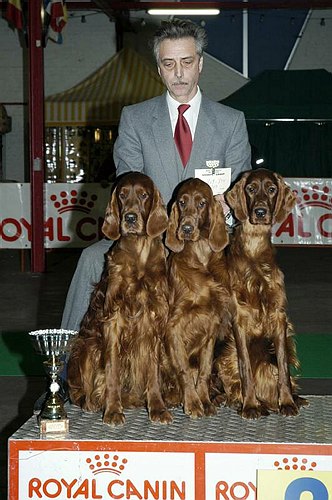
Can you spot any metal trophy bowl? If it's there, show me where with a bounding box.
[28,329,77,437]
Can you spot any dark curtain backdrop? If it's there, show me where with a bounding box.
[222,70,332,178]
[248,121,332,177]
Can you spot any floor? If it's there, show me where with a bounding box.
[1,246,332,498]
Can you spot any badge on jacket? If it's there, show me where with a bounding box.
[195,161,231,194]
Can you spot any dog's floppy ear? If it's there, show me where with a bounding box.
[209,199,229,252]
[146,187,168,238]
[102,188,121,240]
[225,172,250,222]
[165,202,184,253]
[273,173,297,224]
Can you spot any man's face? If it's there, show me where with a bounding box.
[157,37,203,103]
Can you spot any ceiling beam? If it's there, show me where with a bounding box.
[66,0,332,10]
[1,1,330,14]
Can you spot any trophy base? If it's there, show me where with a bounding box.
[39,418,69,438]
[37,391,69,438]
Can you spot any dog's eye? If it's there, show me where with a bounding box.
[139,192,148,200]
[198,200,206,208]
[246,185,256,194]
[119,192,126,199]
[268,186,277,194]
[178,199,185,207]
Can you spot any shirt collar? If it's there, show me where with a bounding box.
[167,87,202,135]
[167,87,201,115]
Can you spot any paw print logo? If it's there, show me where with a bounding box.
[294,184,332,211]
[86,454,128,475]
[274,457,317,471]
[50,190,98,214]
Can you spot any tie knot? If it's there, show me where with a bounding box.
[178,104,190,116]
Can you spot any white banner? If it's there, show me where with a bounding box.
[272,178,332,245]
[18,450,195,500]
[1,179,332,248]
[0,183,111,248]
[11,444,332,500]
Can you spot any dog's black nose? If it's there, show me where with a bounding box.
[255,208,267,219]
[182,223,194,234]
[125,213,137,224]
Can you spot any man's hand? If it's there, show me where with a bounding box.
[214,193,230,216]
[214,193,234,229]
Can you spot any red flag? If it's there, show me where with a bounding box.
[44,0,68,44]
[5,0,23,31]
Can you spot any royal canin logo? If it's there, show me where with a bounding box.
[50,190,98,214]
[294,184,332,211]
[86,454,128,476]
[28,454,187,499]
[273,456,317,471]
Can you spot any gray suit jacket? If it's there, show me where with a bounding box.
[61,93,252,332]
[114,92,252,205]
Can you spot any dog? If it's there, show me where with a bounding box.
[214,168,308,419]
[67,172,173,426]
[163,177,232,418]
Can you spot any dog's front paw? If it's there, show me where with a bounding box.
[241,404,269,420]
[294,395,310,408]
[279,403,299,417]
[163,389,181,408]
[211,393,227,407]
[184,397,205,419]
[103,411,126,426]
[203,401,218,417]
[150,408,173,425]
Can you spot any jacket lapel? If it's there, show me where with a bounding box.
[152,94,182,192]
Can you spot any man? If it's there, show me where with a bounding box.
[61,19,251,332]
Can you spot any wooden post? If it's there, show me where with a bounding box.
[28,0,45,272]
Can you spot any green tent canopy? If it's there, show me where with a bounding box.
[221,69,332,177]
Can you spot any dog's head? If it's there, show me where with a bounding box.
[226,168,296,225]
[165,178,229,253]
[102,172,168,240]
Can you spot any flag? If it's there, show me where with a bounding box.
[44,0,68,44]
[5,0,23,31]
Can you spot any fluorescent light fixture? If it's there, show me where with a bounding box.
[148,8,220,15]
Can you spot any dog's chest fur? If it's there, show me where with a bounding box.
[228,226,287,323]
[105,236,168,321]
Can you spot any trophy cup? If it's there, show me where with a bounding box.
[28,329,77,437]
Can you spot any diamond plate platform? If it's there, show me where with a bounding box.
[10,395,332,444]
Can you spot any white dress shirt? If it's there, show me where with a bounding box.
[166,87,202,140]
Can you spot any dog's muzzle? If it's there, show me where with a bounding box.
[251,205,273,225]
[181,223,194,236]
[254,208,267,219]
[124,212,138,225]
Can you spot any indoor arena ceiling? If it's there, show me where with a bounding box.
[68,0,332,15]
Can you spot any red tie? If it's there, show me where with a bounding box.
[174,104,192,167]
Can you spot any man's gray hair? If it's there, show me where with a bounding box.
[152,19,208,63]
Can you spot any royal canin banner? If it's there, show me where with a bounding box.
[272,178,332,246]
[9,441,332,499]
[1,179,332,248]
[0,183,111,249]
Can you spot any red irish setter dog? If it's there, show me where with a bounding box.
[67,172,173,426]
[164,178,232,418]
[214,168,308,419]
